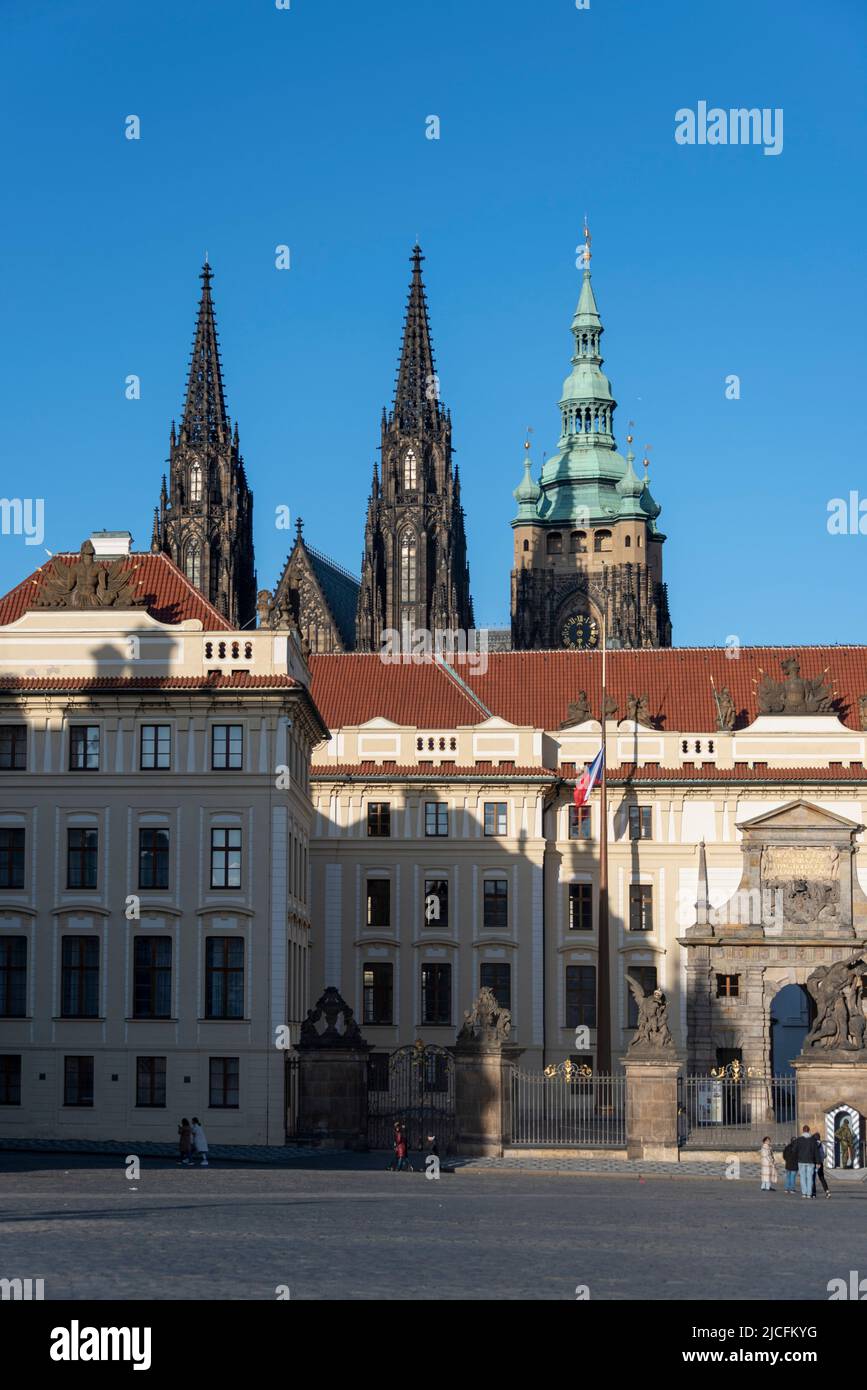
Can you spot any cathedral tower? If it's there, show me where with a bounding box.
[152,262,256,628]
[510,229,671,650]
[355,246,474,651]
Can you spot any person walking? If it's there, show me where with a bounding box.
[190,1116,209,1168]
[390,1121,412,1172]
[759,1136,777,1191]
[178,1117,193,1166]
[782,1135,799,1194]
[812,1131,831,1199]
[795,1124,819,1198]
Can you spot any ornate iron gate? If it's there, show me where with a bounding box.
[367,1042,455,1153]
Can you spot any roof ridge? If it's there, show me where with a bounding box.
[433,654,494,718]
[305,543,361,587]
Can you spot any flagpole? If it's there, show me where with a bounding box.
[597,604,611,1076]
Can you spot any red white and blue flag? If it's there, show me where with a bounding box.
[573,748,604,807]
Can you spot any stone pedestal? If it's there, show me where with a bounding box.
[792,1054,867,1166]
[622,1051,683,1161]
[297,1048,369,1149]
[296,986,370,1149]
[452,1044,524,1157]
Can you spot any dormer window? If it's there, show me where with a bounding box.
[404,450,417,489]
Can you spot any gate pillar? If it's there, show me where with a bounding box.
[451,988,523,1157]
[297,986,370,1149]
[792,1054,867,1160]
[622,1053,683,1161]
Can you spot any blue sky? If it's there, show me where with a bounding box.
[1,0,865,643]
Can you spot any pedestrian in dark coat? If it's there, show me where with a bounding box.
[782,1136,799,1194]
[795,1125,820,1198]
[178,1118,193,1166]
[812,1132,831,1199]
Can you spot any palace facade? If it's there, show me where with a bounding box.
[0,243,863,1144]
[307,649,867,1074]
[0,536,323,1143]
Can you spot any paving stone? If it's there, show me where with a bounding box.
[0,1150,862,1301]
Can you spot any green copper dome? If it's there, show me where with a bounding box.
[513,450,542,520]
[511,247,664,536]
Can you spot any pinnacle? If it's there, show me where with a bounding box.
[181,260,229,444]
[391,244,439,431]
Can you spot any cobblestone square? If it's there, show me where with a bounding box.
[2,1153,865,1301]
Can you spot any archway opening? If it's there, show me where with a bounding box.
[770,982,814,1076]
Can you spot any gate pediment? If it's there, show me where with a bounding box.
[688,800,867,939]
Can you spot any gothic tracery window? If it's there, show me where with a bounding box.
[190,463,202,503]
[185,544,201,588]
[400,531,417,604]
[404,450,417,490]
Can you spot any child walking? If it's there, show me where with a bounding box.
[760,1136,777,1191]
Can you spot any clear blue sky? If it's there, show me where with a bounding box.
[2,0,865,643]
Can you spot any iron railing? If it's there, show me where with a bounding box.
[510,1064,626,1148]
[678,1073,797,1149]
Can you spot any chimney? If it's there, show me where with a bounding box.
[90,531,133,558]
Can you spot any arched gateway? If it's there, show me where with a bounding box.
[681,800,867,1075]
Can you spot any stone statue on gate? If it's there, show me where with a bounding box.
[298,986,369,1049]
[804,958,867,1051]
[457,986,512,1044]
[626,975,674,1051]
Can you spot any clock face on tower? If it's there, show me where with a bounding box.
[561,613,599,649]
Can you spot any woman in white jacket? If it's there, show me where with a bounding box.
[191,1117,209,1168]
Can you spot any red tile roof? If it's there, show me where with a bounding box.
[0,674,298,691]
[0,552,233,630]
[311,762,557,780]
[309,648,867,733]
[608,763,867,782]
[308,653,489,728]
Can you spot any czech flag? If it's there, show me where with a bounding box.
[574,748,604,807]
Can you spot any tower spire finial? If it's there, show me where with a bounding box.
[582,216,592,270]
[182,259,227,442]
[391,242,438,430]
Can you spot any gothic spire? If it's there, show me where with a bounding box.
[181,261,229,446]
[391,244,439,431]
[154,261,257,628]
